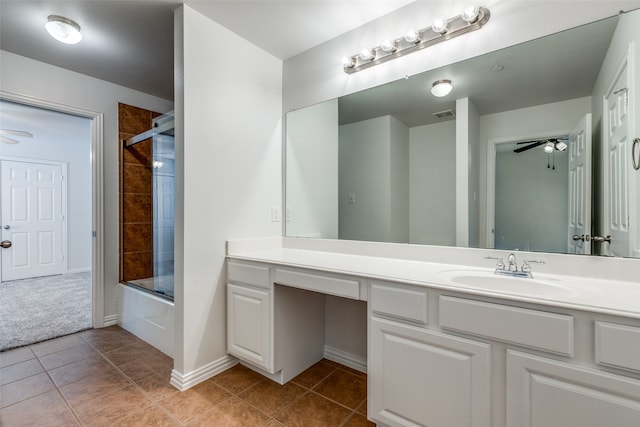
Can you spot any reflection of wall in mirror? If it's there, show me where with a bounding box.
[286,99,338,238]
[495,146,569,253]
[338,115,409,243]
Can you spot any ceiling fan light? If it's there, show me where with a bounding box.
[555,141,568,151]
[544,142,554,153]
[431,79,453,97]
[46,15,82,44]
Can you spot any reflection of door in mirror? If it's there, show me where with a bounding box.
[568,114,592,255]
[603,53,632,257]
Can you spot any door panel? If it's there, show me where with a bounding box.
[603,59,631,257]
[1,160,64,281]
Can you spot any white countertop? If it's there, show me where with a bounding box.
[228,247,640,319]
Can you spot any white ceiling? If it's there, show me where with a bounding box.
[0,1,413,101]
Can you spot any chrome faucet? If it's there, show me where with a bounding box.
[484,253,545,278]
[507,253,517,271]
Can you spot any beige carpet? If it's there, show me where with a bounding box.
[0,272,91,351]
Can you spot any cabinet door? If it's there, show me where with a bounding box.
[369,317,491,427]
[227,283,272,371]
[507,350,640,427]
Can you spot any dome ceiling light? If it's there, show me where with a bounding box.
[45,15,83,44]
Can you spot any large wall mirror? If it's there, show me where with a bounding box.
[285,10,640,258]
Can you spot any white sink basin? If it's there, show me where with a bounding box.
[437,270,581,298]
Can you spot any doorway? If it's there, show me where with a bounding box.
[0,98,98,350]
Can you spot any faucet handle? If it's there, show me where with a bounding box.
[521,259,545,273]
[484,256,505,270]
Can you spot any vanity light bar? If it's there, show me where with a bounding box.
[343,6,491,74]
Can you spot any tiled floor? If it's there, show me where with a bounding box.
[0,326,373,426]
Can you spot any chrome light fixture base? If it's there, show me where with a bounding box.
[343,6,490,74]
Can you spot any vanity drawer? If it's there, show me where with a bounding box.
[227,260,271,289]
[439,296,574,356]
[370,282,428,324]
[274,268,360,300]
[595,322,640,373]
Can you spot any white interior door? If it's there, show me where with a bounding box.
[603,60,631,257]
[0,160,64,281]
[568,114,592,254]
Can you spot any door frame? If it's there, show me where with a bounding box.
[0,156,69,278]
[1,90,105,328]
[486,129,570,248]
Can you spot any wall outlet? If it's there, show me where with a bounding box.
[271,206,281,222]
[348,193,356,204]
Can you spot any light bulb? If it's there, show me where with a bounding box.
[341,56,355,68]
[359,49,374,61]
[555,141,568,151]
[404,29,420,43]
[381,39,397,52]
[544,142,554,153]
[432,18,448,34]
[430,80,453,97]
[45,15,82,44]
[461,4,480,23]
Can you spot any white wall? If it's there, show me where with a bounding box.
[409,120,456,245]
[590,8,640,257]
[286,99,338,238]
[479,97,592,247]
[0,101,91,272]
[495,147,569,253]
[175,5,282,381]
[468,101,481,248]
[0,50,173,323]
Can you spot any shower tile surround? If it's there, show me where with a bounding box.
[0,326,372,426]
[119,103,159,282]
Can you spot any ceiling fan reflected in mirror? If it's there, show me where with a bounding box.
[0,129,33,144]
[513,137,569,153]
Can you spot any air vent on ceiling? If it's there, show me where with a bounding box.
[432,109,455,119]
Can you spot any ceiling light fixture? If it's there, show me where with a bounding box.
[45,15,83,44]
[431,80,453,97]
[555,141,568,151]
[544,142,555,153]
[342,5,489,74]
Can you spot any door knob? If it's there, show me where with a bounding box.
[0,240,12,249]
[572,234,590,241]
[3,225,9,229]
[592,235,612,243]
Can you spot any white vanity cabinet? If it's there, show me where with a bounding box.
[368,282,491,427]
[507,350,640,427]
[227,260,273,371]
[367,281,640,427]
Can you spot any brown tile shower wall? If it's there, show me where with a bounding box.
[119,103,160,281]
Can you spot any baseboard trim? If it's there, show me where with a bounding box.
[324,345,367,373]
[103,314,118,327]
[67,267,92,274]
[170,355,238,391]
